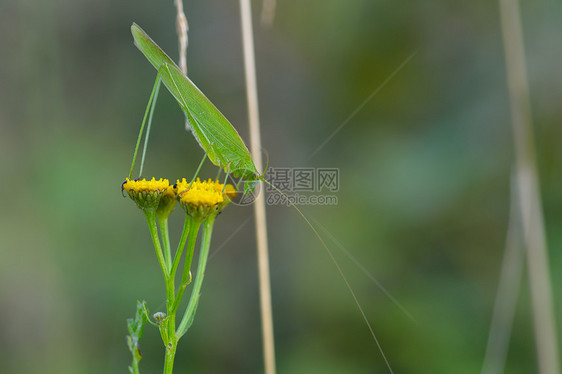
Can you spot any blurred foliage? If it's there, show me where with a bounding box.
[1,0,561,373]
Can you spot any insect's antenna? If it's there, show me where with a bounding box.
[189,144,213,188]
[128,65,166,180]
[313,219,416,323]
[260,178,394,373]
[215,167,222,181]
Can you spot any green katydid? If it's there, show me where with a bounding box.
[129,23,402,372]
[130,23,259,184]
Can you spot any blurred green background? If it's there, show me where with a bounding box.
[1,0,561,373]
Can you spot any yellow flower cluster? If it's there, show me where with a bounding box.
[122,178,170,193]
[122,178,170,210]
[176,178,225,207]
[122,176,237,217]
[176,178,238,219]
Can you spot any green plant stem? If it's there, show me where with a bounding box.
[160,216,206,373]
[161,311,177,374]
[171,217,202,314]
[170,216,191,282]
[158,216,173,270]
[177,214,215,338]
[144,209,169,279]
[143,208,218,373]
[163,337,177,374]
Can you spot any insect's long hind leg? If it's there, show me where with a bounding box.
[128,64,167,179]
[188,145,213,189]
[139,78,161,177]
[221,165,231,193]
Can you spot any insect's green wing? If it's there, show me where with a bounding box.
[131,23,259,179]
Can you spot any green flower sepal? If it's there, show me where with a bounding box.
[156,186,177,220]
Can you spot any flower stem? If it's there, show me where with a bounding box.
[158,216,173,270]
[171,217,201,314]
[163,337,177,374]
[170,216,191,282]
[144,209,169,279]
[177,214,215,338]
